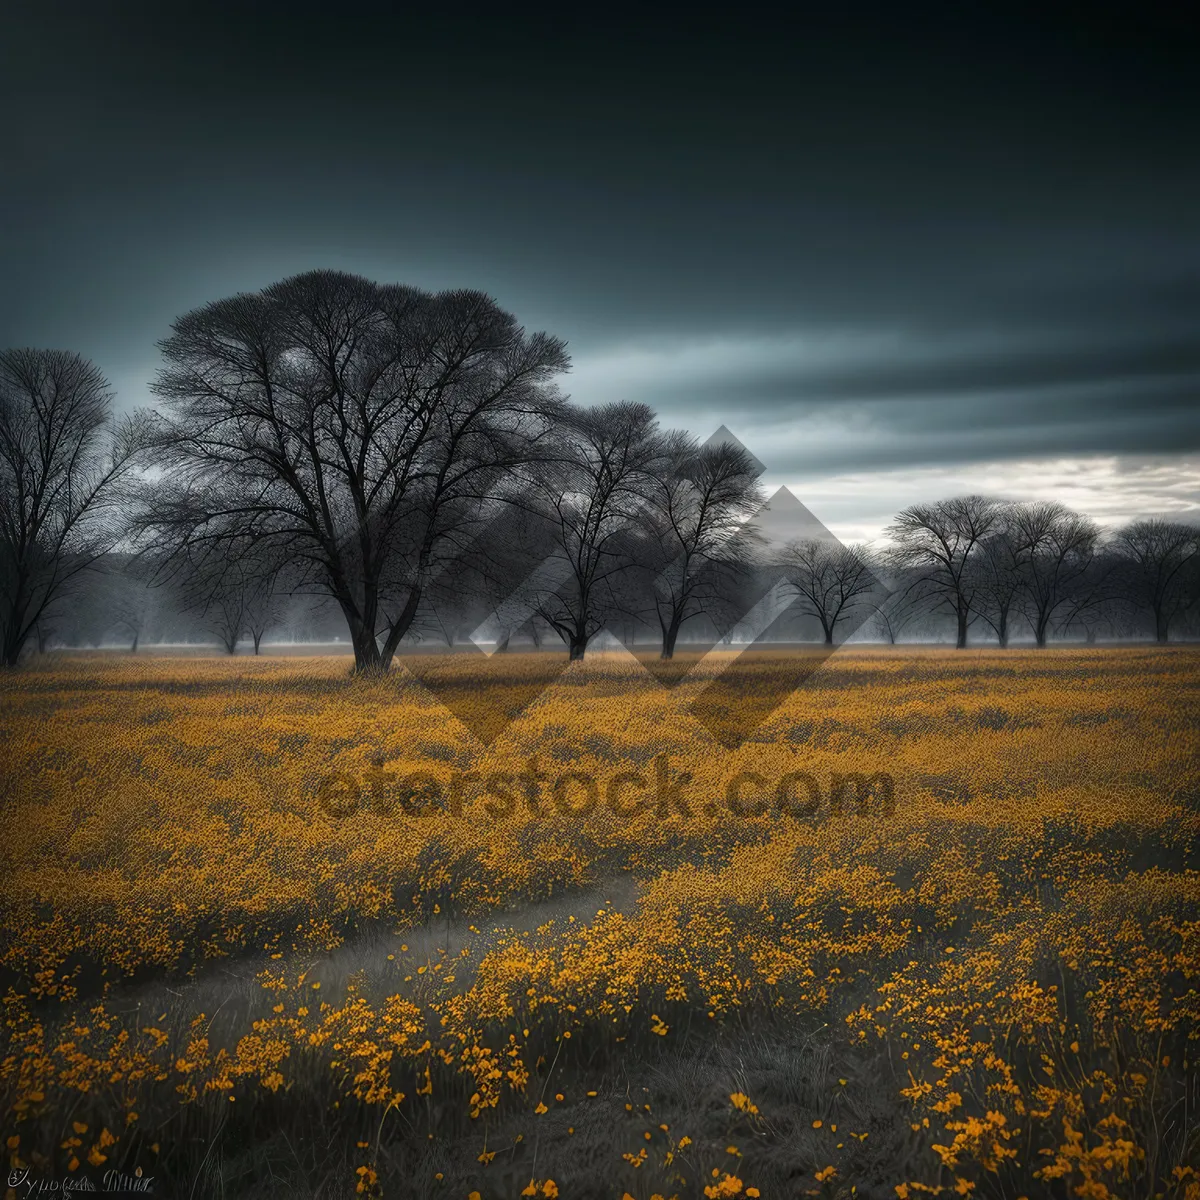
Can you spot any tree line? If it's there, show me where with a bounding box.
[2,270,1198,669]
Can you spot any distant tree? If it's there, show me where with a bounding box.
[171,536,285,655]
[1174,593,1200,641]
[244,575,287,654]
[1053,550,1120,644]
[423,599,465,649]
[781,538,878,645]
[417,498,555,652]
[205,586,246,654]
[1011,501,1101,648]
[867,577,924,645]
[146,270,568,675]
[642,434,764,658]
[970,505,1025,647]
[98,555,171,652]
[524,401,664,660]
[276,592,334,644]
[1110,518,1199,643]
[0,349,152,666]
[886,495,1000,649]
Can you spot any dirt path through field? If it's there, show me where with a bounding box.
[98,873,643,1051]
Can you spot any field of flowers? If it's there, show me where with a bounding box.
[2,646,1198,1199]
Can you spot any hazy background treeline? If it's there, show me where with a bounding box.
[2,270,1198,669]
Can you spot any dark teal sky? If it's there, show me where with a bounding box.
[3,3,1198,534]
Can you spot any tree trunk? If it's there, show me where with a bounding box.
[956,606,969,649]
[568,631,589,661]
[36,624,48,654]
[2,628,24,666]
[378,586,423,672]
[1155,608,1170,643]
[130,631,139,654]
[660,616,682,660]
[253,632,263,655]
[1035,617,1049,648]
[997,609,1009,649]
[350,627,383,674]
[340,602,384,675]
[494,630,512,654]
[2,585,30,665]
[1085,627,1097,645]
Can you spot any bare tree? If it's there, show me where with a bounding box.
[868,578,924,644]
[0,349,152,666]
[206,588,247,654]
[642,435,764,658]
[1053,550,1120,644]
[1110,518,1199,643]
[781,538,878,645]
[426,601,465,649]
[244,575,287,654]
[969,505,1025,647]
[411,496,555,652]
[523,401,664,660]
[97,554,171,652]
[1010,501,1100,647]
[172,536,289,655]
[146,270,568,675]
[886,495,1000,649]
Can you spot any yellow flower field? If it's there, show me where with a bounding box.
[1,647,1198,1198]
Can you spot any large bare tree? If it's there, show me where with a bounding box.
[886,495,1000,649]
[146,270,568,674]
[0,349,151,666]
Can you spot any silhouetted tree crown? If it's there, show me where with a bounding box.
[146,269,570,673]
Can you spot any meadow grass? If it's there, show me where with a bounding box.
[1,647,1198,1198]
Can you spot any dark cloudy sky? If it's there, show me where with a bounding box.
[3,3,1198,538]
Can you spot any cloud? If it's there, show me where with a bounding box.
[567,323,1200,474]
[782,456,1200,543]
[567,324,1200,538]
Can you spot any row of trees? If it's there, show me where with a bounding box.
[2,270,1198,668]
[878,498,1199,649]
[41,555,334,655]
[18,487,1200,659]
